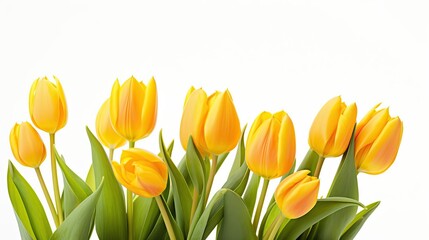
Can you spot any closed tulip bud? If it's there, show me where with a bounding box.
[245,111,296,179]
[355,105,403,174]
[96,99,126,149]
[10,122,47,168]
[275,170,320,219]
[110,76,157,142]
[112,148,168,198]
[180,87,241,156]
[309,96,357,157]
[29,76,68,134]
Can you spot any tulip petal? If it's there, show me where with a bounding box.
[277,114,296,177]
[139,77,158,139]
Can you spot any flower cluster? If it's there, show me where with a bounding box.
[7,76,403,240]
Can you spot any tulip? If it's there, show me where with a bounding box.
[355,105,403,174]
[112,148,168,198]
[29,76,67,134]
[10,122,46,168]
[180,87,241,156]
[275,170,320,219]
[309,96,357,157]
[246,111,296,179]
[96,99,126,150]
[110,76,157,142]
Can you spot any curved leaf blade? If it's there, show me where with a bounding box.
[341,201,380,240]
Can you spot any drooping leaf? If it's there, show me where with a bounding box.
[86,127,127,239]
[243,173,261,215]
[7,161,52,240]
[51,179,104,240]
[340,201,380,240]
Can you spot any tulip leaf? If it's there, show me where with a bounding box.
[186,136,206,193]
[222,165,250,196]
[258,202,280,238]
[297,149,319,174]
[133,196,160,240]
[277,197,365,240]
[340,201,380,240]
[215,152,229,173]
[146,196,184,240]
[159,131,191,237]
[315,128,359,239]
[7,161,52,240]
[55,149,93,218]
[217,190,257,240]
[227,125,247,178]
[243,173,261,216]
[86,127,127,240]
[85,165,96,191]
[51,179,104,240]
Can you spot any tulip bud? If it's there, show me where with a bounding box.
[275,170,320,219]
[29,76,68,134]
[110,76,157,142]
[308,96,357,157]
[245,111,296,179]
[180,87,241,156]
[355,105,403,174]
[96,99,126,149]
[10,122,47,168]
[112,148,168,198]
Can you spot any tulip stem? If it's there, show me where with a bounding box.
[127,189,133,240]
[253,178,270,231]
[190,188,198,225]
[205,154,218,205]
[313,155,325,178]
[267,214,287,240]
[50,133,63,225]
[109,148,114,162]
[35,167,59,227]
[155,196,177,240]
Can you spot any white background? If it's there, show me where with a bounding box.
[1,0,428,239]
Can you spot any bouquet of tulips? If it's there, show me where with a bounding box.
[7,76,403,240]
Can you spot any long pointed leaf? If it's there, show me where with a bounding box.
[341,201,380,240]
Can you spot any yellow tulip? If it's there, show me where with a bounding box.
[110,76,157,142]
[355,105,403,174]
[112,148,168,198]
[275,170,320,219]
[245,111,296,179]
[29,76,68,134]
[96,99,126,149]
[10,122,46,168]
[308,96,357,157]
[180,87,241,156]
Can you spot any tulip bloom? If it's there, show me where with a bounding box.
[110,76,157,142]
[96,99,126,149]
[246,111,296,179]
[180,87,241,156]
[355,105,403,174]
[10,122,46,168]
[275,170,320,219]
[309,96,357,157]
[29,76,68,134]
[112,148,168,198]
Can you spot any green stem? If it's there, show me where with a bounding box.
[190,188,198,225]
[267,214,286,240]
[205,154,218,205]
[155,196,177,240]
[35,167,59,227]
[313,155,325,178]
[127,190,133,240]
[109,148,114,162]
[129,141,135,148]
[253,178,270,231]
[50,133,63,224]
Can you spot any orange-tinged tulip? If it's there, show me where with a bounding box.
[110,76,157,142]
[275,170,320,219]
[29,76,68,134]
[96,99,126,149]
[180,87,241,156]
[245,111,296,179]
[309,96,357,157]
[10,122,46,168]
[112,148,168,198]
[355,105,403,174]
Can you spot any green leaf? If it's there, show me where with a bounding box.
[227,126,247,178]
[218,190,257,240]
[277,197,365,240]
[85,165,96,191]
[315,128,359,239]
[51,179,104,240]
[258,202,280,238]
[86,127,127,239]
[243,173,261,216]
[7,161,52,240]
[55,149,93,218]
[215,152,229,173]
[186,136,206,193]
[341,201,380,240]
[297,149,319,174]
[159,131,191,237]
[146,196,184,240]
[133,197,160,240]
